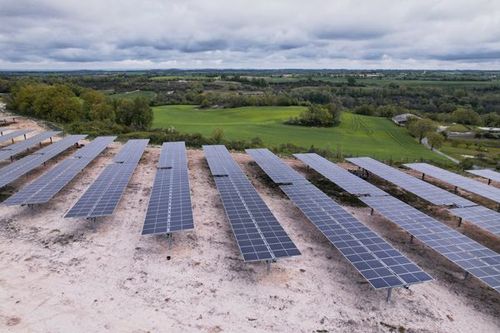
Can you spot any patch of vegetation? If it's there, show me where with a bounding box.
[285,104,342,127]
[445,124,470,132]
[440,138,500,168]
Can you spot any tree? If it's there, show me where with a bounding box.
[347,76,356,86]
[353,104,376,116]
[408,119,437,143]
[115,97,153,130]
[286,104,339,127]
[482,112,500,127]
[427,132,444,150]
[327,102,342,125]
[451,107,482,125]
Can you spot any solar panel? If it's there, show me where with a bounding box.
[467,169,500,184]
[360,195,500,292]
[354,158,500,236]
[0,130,30,145]
[4,136,116,205]
[294,154,387,197]
[0,127,10,135]
[65,139,148,218]
[0,131,61,161]
[294,153,500,292]
[0,135,87,188]
[247,148,431,290]
[246,148,306,184]
[112,139,149,164]
[203,145,300,262]
[142,142,194,235]
[405,163,500,204]
[347,157,474,207]
[281,183,432,289]
[203,145,242,176]
[450,206,500,235]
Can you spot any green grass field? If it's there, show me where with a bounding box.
[152,105,445,161]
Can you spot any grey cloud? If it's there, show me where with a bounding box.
[0,0,499,69]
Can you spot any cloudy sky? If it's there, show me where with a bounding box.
[1,0,500,70]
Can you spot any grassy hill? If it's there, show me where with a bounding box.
[152,105,445,161]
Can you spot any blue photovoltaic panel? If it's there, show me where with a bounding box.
[246,148,306,184]
[112,139,149,164]
[203,145,300,262]
[203,145,242,176]
[4,136,115,205]
[142,142,194,235]
[295,154,387,198]
[294,153,387,197]
[247,148,431,289]
[296,153,500,292]
[65,139,148,218]
[467,169,500,184]
[347,157,474,207]
[406,163,500,204]
[450,206,500,236]
[0,130,30,145]
[0,131,61,161]
[0,135,87,188]
[360,195,500,292]
[281,183,432,289]
[0,127,9,134]
[344,157,500,236]
[157,141,186,169]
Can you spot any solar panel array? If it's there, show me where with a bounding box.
[0,135,87,188]
[65,139,148,218]
[4,136,116,205]
[0,131,61,161]
[247,148,431,289]
[467,169,500,184]
[296,153,500,292]
[142,142,194,235]
[346,157,500,237]
[405,163,500,204]
[295,154,387,197]
[347,157,473,207]
[0,130,30,145]
[0,127,10,135]
[245,148,306,184]
[203,145,300,262]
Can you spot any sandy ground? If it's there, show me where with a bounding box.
[0,117,499,333]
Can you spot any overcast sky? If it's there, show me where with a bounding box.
[1,0,500,70]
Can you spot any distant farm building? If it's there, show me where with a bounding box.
[392,113,420,126]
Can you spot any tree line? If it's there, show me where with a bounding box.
[7,82,153,131]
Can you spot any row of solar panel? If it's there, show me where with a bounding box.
[203,145,301,262]
[2,136,498,293]
[404,162,500,205]
[2,136,195,238]
[246,148,432,290]
[345,157,500,237]
[296,154,499,293]
[0,131,61,161]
